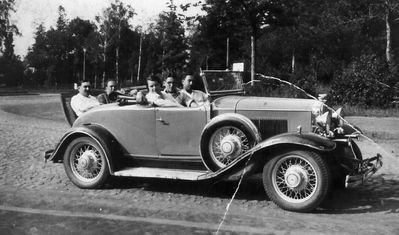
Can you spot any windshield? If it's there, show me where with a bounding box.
[203,71,311,99]
[203,71,247,93]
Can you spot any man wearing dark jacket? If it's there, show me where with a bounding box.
[97,79,117,104]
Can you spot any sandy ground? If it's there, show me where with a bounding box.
[1,94,399,234]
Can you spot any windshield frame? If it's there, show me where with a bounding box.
[202,70,246,96]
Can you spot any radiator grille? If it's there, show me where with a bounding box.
[251,119,288,139]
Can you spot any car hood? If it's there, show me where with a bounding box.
[213,96,320,112]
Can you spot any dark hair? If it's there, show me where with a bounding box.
[147,75,162,84]
[182,74,194,82]
[105,79,116,88]
[163,72,175,80]
[76,80,90,86]
[164,75,175,82]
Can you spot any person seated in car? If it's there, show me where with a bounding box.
[136,75,183,107]
[71,80,100,116]
[162,75,185,104]
[180,74,210,107]
[97,79,117,104]
[163,75,178,96]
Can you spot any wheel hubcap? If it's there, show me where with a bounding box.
[220,135,242,157]
[78,151,98,171]
[284,165,308,190]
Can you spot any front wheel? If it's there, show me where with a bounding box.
[262,150,331,212]
[63,136,110,189]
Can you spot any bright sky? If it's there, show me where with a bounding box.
[10,0,202,57]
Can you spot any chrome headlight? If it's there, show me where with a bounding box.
[316,111,331,127]
[312,100,356,136]
[332,108,362,135]
[332,107,344,125]
[331,107,345,134]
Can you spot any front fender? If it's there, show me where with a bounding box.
[44,124,121,174]
[198,132,336,181]
[241,132,336,174]
[255,132,336,152]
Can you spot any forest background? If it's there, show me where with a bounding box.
[1,0,399,109]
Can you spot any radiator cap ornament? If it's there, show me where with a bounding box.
[297,125,302,135]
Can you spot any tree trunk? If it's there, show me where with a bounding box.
[102,40,107,88]
[226,37,229,69]
[291,49,295,74]
[137,34,143,82]
[250,35,255,86]
[385,0,392,64]
[116,47,119,84]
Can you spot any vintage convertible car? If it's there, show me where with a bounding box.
[45,70,382,212]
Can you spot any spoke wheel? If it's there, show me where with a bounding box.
[201,120,257,172]
[208,126,250,168]
[64,137,109,189]
[263,150,331,212]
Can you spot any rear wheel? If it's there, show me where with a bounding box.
[262,150,331,212]
[63,136,110,189]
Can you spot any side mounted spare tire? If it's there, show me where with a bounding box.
[200,114,260,172]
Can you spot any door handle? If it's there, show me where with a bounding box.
[156,117,169,125]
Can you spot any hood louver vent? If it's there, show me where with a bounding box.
[251,119,288,139]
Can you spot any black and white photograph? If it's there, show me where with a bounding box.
[1,0,399,234]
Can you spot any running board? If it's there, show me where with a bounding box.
[113,167,210,181]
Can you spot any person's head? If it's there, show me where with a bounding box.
[182,75,194,92]
[77,80,91,97]
[147,75,162,93]
[105,79,117,95]
[164,76,176,93]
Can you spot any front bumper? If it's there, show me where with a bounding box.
[345,154,383,188]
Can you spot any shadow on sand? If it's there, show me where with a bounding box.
[320,174,399,214]
[103,173,399,214]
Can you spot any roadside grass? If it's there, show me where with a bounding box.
[340,104,399,117]
[362,130,398,140]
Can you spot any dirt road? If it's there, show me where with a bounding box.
[1,94,399,234]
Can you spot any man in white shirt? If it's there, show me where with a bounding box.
[71,80,100,116]
[180,75,209,107]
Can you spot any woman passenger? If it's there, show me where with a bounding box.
[137,75,183,107]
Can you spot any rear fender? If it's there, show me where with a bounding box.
[45,124,121,174]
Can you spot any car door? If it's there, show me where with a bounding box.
[107,105,158,158]
[155,106,208,158]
